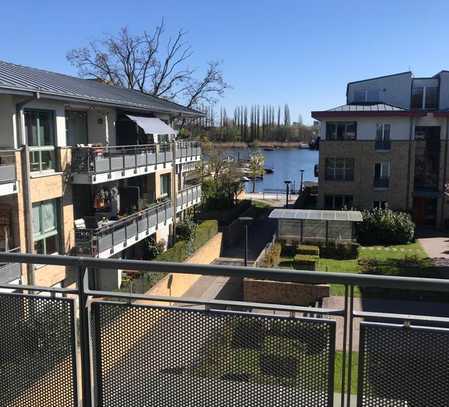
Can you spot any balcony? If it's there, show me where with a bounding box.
[176,184,202,212]
[75,200,173,258]
[0,252,449,406]
[373,177,389,189]
[0,150,18,197]
[374,140,391,151]
[175,141,201,164]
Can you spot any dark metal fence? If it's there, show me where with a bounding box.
[1,253,449,406]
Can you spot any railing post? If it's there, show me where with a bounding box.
[77,265,92,407]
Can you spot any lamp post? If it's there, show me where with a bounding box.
[300,169,304,192]
[239,216,253,266]
[284,180,292,208]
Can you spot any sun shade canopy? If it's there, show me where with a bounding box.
[125,115,177,136]
[269,209,363,222]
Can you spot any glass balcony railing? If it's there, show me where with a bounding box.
[374,140,391,150]
[75,200,172,257]
[176,184,202,211]
[0,252,449,406]
[0,150,18,196]
[373,177,389,188]
[71,141,201,184]
[0,247,20,283]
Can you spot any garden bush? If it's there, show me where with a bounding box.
[297,244,320,256]
[357,208,415,245]
[294,254,318,271]
[320,241,359,260]
[258,243,282,267]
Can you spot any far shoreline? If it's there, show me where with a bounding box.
[203,141,310,149]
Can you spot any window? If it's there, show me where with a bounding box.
[324,195,353,209]
[354,89,380,103]
[374,161,390,188]
[411,86,439,110]
[326,122,357,140]
[373,201,388,209]
[375,124,391,150]
[25,110,56,172]
[32,199,59,255]
[160,174,171,197]
[325,158,354,181]
[66,111,88,145]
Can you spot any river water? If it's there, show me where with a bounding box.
[217,147,319,193]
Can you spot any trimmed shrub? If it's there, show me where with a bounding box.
[297,244,320,256]
[259,243,282,267]
[357,208,415,245]
[320,241,360,260]
[294,254,318,271]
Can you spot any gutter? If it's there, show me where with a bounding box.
[16,92,40,285]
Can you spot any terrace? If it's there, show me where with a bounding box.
[71,141,201,184]
[0,252,448,406]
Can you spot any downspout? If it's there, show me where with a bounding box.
[16,92,40,285]
[441,117,449,228]
[171,139,177,245]
[405,116,414,211]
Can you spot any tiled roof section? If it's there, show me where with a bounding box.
[0,60,201,116]
[327,103,406,112]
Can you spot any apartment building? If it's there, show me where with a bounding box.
[0,60,202,289]
[312,70,449,228]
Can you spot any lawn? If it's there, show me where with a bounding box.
[279,242,430,296]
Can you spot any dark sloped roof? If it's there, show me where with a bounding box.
[327,103,406,112]
[0,60,201,116]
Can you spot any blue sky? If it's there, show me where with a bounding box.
[1,0,449,123]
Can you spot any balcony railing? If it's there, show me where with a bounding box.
[75,200,172,257]
[374,140,391,150]
[71,141,201,184]
[176,184,202,211]
[0,247,20,283]
[0,252,449,406]
[373,177,389,188]
[0,149,18,196]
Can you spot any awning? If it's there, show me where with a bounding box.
[269,209,363,222]
[126,115,177,136]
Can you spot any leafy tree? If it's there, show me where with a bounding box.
[248,152,265,193]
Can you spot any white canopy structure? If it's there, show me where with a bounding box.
[125,115,177,143]
[269,209,362,243]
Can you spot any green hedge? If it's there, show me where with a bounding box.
[156,219,218,263]
[357,208,415,245]
[258,243,282,268]
[294,254,318,271]
[297,245,320,256]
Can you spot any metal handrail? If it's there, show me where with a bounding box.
[1,251,449,293]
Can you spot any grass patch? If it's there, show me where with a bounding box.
[334,351,358,395]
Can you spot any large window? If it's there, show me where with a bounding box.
[325,158,354,181]
[324,195,354,209]
[374,161,390,188]
[411,86,439,110]
[375,123,391,150]
[326,122,357,140]
[66,110,88,145]
[25,110,56,172]
[160,174,171,197]
[33,199,59,255]
[354,88,380,103]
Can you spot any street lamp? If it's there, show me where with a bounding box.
[238,216,253,266]
[299,169,304,192]
[284,180,292,208]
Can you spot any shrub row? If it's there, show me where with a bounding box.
[319,241,359,260]
[258,243,282,268]
[297,245,320,256]
[357,208,415,245]
[294,254,318,271]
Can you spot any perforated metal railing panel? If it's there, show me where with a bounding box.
[0,292,78,407]
[357,322,449,406]
[92,301,336,407]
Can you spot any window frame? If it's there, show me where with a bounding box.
[25,109,57,173]
[160,174,171,198]
[325,157,355,181]
[324,194,354,209]
[375,123,391,150]
[32,199,60,255]
[326,122,357,141]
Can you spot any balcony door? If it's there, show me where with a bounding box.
[66,110,88,146]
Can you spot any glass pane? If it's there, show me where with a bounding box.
[29,150,41,172]
[66,111,88,145]
[346,123,356,140]
[384,124,391,140]
[334,195,343,208]
[45,235,58,254]
[324,195,333,209]
[425,87,438,109]
[41,201,57,233]
[32,205,41,236]
[411,87,424,109]
[39,112,54,146]
[34,239,45,255]
[376,124,383,141]
[40,150,55,171]
[326,123,336,140]
[345,195,354,208]
[26,112,39,147]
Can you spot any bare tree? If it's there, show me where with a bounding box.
[67,21,228,109]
